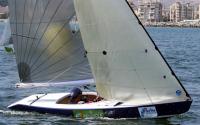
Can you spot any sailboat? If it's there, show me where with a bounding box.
[8,0,192,119]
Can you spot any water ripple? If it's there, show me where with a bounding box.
[0,27,200,124]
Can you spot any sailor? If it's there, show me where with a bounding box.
[68,87,82,104]
[78,96,88,104]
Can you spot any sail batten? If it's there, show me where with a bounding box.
[74,0,189,104]
[8,0,93,83]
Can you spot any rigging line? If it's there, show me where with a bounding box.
[30,42,71,75]
[28,14,75,74]
[21,0,38,78]
[28,20,69,72]
[25,0,52,66]
[28,29,82,74]
[10,19,70,24]
[22,0,53,79]
[19,0,28,79]
[32,62,89,82]
[31,50,81,82]
[20,0,27,63]
[14,0,19,64]
[46,66,72,83]
[11,34,37,39]
[31,59,87,82]
[30,33,84,77]
[30,45,83,77]
[32,67,89,83]
[27,0,65,69]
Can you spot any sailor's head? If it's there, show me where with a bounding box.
[70,87,82,99]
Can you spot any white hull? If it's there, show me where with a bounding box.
[8,92,136,110]
[8,92,192,119]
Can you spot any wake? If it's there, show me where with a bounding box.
[0,110,32,116]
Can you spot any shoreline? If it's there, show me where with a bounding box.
[144,22,200,28]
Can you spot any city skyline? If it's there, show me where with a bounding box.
[132,0,200,7]
[130,0,200,24]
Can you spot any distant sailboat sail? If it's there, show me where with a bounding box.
[74,0,190,105]
[8,0,92,83]
[0,19,11,46]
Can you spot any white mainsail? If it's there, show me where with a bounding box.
[8,0,92,84]
[74,0,189,105]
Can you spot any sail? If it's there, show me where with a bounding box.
[74,0,189,105]
[0,19,11,46]
[8,0,92,83]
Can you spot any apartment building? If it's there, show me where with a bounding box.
[170,2,182,22]
[170,2,194,22]
[138,0,162,23]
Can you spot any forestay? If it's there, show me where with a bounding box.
[8,0,92,83]
[74,0,189,105]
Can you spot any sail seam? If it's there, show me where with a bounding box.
[20,0,27,66]
[10,0,92,83]
[10,19,68,24]
[18,0,27,81]
[31,44,83,77]
[14,0,19,65]
[19,0,27,80]
[46,66,72,83]
[21,0,38,79]
[29,19,71,73]
[32,59,88,82]
[25,0,52,67]
[27,0,65,70]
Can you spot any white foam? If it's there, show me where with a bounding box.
[0,110,31,116]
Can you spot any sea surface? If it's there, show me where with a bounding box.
[0,27,200,125]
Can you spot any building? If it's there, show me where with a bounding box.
[170,2,195,22]
[193,5,199,19]
[162,8,170,22]
[0,5,8,19]
[199,4,200,19]
[138,0,162,23]
[170,2,182,22]
[182,3,194,20]
[0,0,7,7]
[127,0,138,14]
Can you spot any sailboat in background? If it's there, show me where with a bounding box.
[8,0,192,119]
[0,6,12,52]
[7,0,93,88]
[0,18,11,46]
[0,18,13,53]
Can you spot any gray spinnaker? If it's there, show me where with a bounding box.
[8,0,92,83]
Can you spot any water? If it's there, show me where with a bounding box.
[0,27,200,124]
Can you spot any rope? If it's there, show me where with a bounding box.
[46,67,72,83]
